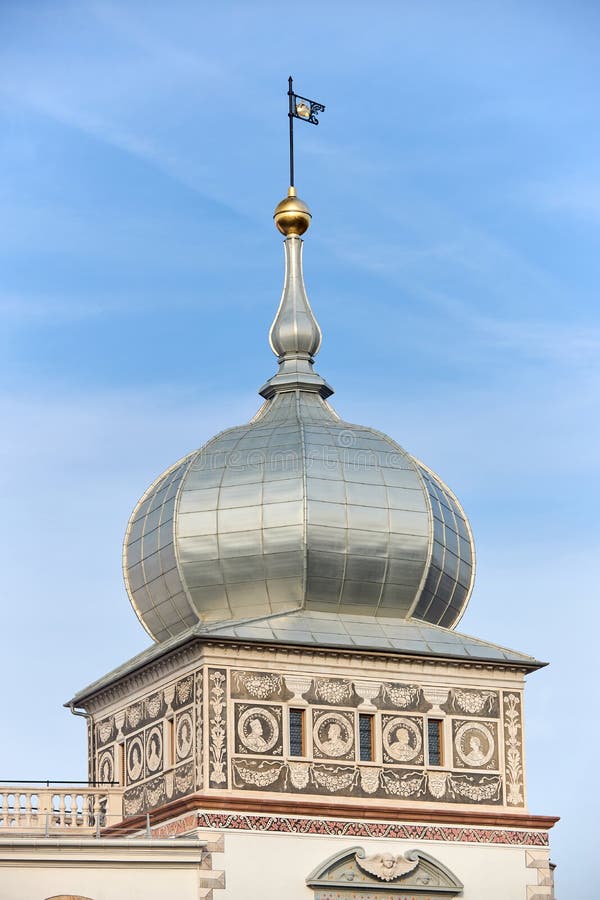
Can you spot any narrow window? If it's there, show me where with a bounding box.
[289,709,305,757]
[164,718,175,768]
[118,742,126,786]
[358,714,374,761]
[427,719,443,766]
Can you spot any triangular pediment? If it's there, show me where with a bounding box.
[307,845,463,897]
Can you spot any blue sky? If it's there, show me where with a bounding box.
[1,1,599,895]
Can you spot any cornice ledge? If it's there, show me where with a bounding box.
[102,791,559,837]
[82,642,202,714]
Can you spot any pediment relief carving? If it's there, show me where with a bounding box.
[307,845,463,897]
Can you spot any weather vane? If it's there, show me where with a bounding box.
[287,75,325,188]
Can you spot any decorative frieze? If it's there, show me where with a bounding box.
[89,656,523,816]
[96,717,116,748]
[442,687,499,718]
[230,757,503,804]
[123,760,194,815]
[208,669,228,787]
[231,670,288,701]
[173,675,194,710]
[376,682,432,712]
[194,668,203,790]
[196,810,549,846]
[503,691,525,806]
[308,678,357,707]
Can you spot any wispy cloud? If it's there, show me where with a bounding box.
[0,294,119,323]
[526,173,600,222]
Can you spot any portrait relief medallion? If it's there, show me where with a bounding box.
[98,749,113,784]
[454,721,495,768]
[145,724,163,773]
[176,711,193,760]
[237,707,279,754]
[382,716,423,763]
[126,735,144,783]
[313,712,354,759]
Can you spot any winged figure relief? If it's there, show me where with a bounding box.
[355,851,419,881]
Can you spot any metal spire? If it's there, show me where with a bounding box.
[259,195,333,400]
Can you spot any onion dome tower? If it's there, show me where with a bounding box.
[123,188,475,644]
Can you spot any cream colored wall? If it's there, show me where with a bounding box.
[213,829,543,900]
[0,838,222,900]
[0,865,199,900]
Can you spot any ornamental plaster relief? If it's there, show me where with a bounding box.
[376,682,432,712]
[308,678,358,707]
[231,669,288,701]
[234,703,282,756]
[176,710,194,761]
[307,846,464,898]
[208,668,228,788]
[312,710,355,760]
[123,760,194,815]
[194,668,203,789]
[452,719,499,770]
[93,670,196,811]
[381,716,424,765]
[98,748,114,785]
[442,687,499,718]
[230,756,503,804]
[88,654,525,816]
[503,691,525,807]
[196,809,550,846]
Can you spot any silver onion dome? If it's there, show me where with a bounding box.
[123,191,475,643]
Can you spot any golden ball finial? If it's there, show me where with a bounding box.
[273,187,311,236]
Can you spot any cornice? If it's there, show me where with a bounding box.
[102,791,559,837]
[73,636,528,716]
[80,643,202,714]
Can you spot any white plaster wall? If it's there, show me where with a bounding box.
[0,864,200,900]
[213,830,540,900]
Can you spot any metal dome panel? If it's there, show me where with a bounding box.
[123,391,475,642]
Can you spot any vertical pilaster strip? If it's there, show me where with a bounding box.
[195,667,204,790]
[503,691,525,807]
[208,668,228,788]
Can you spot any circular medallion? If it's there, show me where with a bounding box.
[98,750,113,784]
[176,711,193,759]
[145,725,163,773]
[127,736,144,782]
[313,712,354,758]
[455,722,494,767]
[383,717,422,763]
[237,707,279,754]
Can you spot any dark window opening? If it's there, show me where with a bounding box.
[428,719,443,766]
[289,709,305,757]
[358,714,374,761]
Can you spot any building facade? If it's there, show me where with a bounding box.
[0,187,556,899]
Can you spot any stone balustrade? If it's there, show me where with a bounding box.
[0,785,123,834]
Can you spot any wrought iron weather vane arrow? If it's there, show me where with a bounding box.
[287,75,325,188]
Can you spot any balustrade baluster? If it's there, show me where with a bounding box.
[23,792,32,826]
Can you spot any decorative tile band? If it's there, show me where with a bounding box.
[195,811,549,847]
